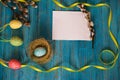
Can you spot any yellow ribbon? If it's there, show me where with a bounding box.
[0,0,119,73]
[0,23,9,32]
[0,59,8,67]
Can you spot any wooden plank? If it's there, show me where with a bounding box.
[0,0,120,80]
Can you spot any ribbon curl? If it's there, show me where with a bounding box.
[0,0,119,72]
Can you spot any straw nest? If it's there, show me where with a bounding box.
[28,38,52,64]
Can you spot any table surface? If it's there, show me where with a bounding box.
[0,0,120,80]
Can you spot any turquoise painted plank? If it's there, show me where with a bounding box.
[0,0,120,80]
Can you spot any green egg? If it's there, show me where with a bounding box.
[10,36,23,47]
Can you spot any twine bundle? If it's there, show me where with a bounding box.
[28,38,52,64]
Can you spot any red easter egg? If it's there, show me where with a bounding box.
[8,59,21,70]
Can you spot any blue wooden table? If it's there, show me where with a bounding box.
[0,0,120,80]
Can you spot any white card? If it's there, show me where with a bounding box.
[52,11,91,41]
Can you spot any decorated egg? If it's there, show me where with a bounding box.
[9,20,22,29]
[10,36,23,47]
[8,59,21,70]
[34,47,47,57]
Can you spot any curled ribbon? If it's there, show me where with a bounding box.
[0,0,119,72]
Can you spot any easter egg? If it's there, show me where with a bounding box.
[10,36,23,47]
[8,59,21,70]
[9,20,22,29]
[34,47,47,57]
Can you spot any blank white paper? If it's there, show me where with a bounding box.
[52,11,91,41]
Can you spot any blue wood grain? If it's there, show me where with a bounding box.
[0,0,120,80]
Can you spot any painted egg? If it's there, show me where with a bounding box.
[9,20,22,29]
[34,47,47,57]
[8,59,21,70]
[10,36,23,47]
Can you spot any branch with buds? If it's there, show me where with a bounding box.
[1,0,39,26]
[77,4,95,41]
